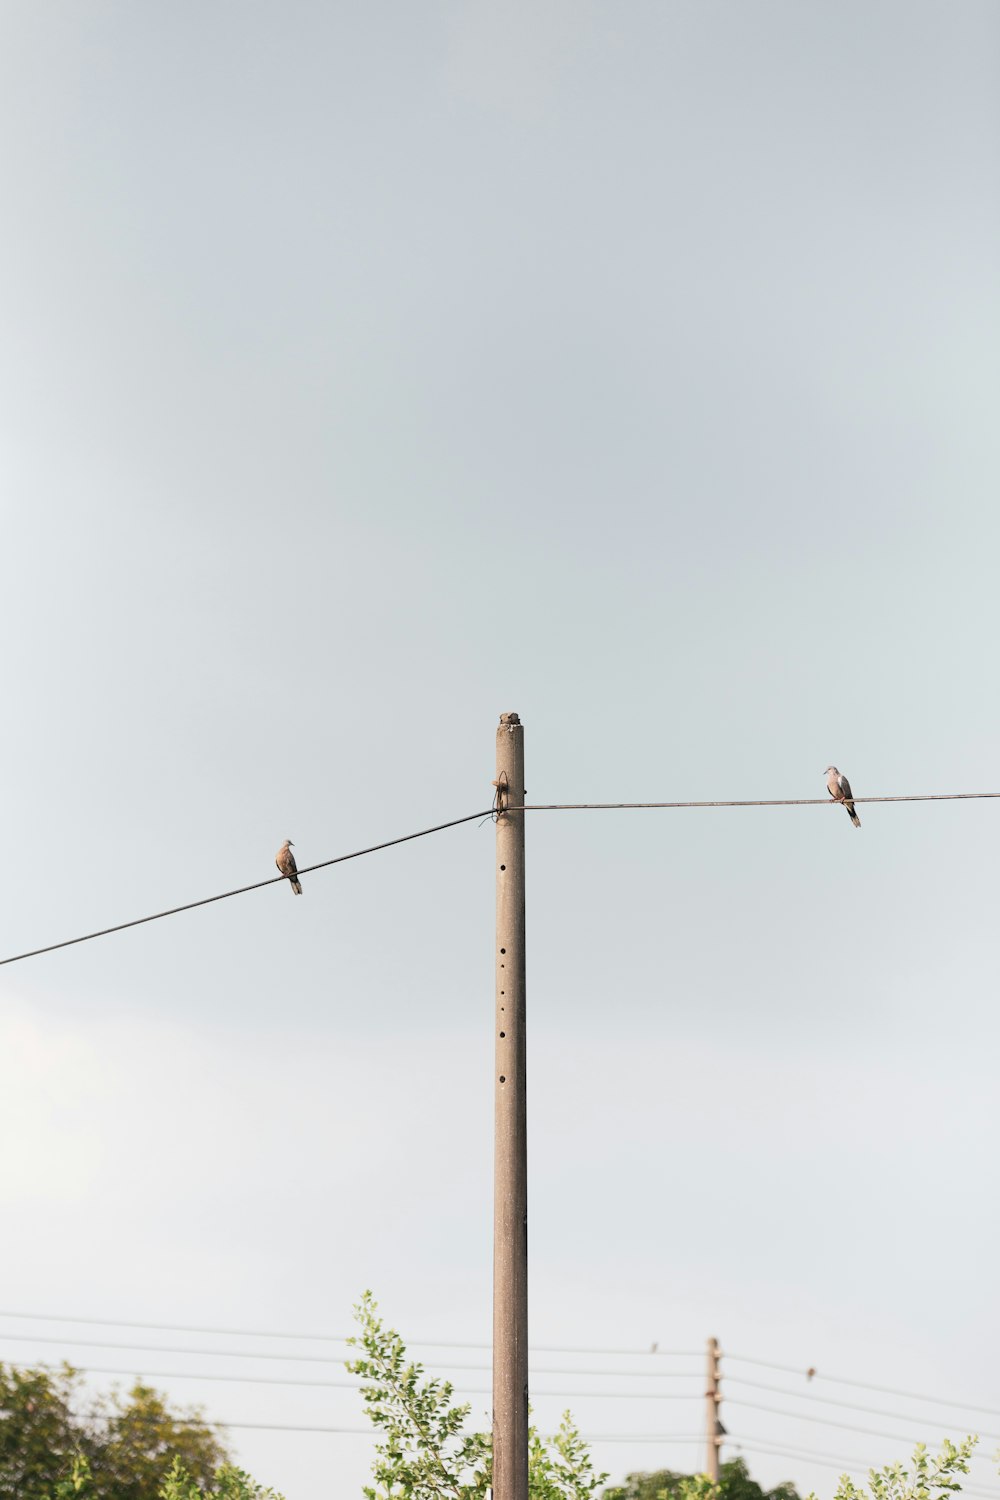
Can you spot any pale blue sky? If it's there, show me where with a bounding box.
[1,4,999,1498]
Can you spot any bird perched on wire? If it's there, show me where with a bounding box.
[275,839,303,894]
[825,767,861,828]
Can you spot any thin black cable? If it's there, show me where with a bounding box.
[728,1438,1000,1496]
[53,1408,1000,1475]
[0,1312,359,1344]
[29,1356,995,1424]
[0,1309,699,1358]
[3,789,996,968]
[513,793,1000,811]
[728,1376,1000,1432]
[10,1359,701,1401]
[0,1330,698,1378]
[76,1411,706,1442]
[726,1355,1000,1419]
[0,810,493,967]
[728,1397,1000,1446]
[32,1360,991,1447]
[2,1319,993,1418]
[727,1438,881,1476]
[566,1433,703,1444]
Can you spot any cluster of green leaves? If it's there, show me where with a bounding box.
[347,1290,608,1499]
[42,1454,285,1500]
[603,1457,802,1500]
[158,1454,286,1499]
[601,1441,980,1500]
[529,1413,607,1500]
[0,1361,228,1500]
[827,1438,978,1500]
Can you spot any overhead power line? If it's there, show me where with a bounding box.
[2,787,996,968]
[0,1331,696,1379]
[76,1411,706,1443]
[728,1377,1000,1433]
[728,1398,1000,1446]
[568,1433,703,1444]
[728,1437,874,1476]
[0,1309,698,1358]
[4,1319,996,1417]
[726,1355,1000,1420]
[0,810,492,967]
[11,1359,700,1402]
[213,1424,692,1446]
[0,1311,359,1344]
[728,1438,1000,1498]
[513,793,1000,811]
[192,1424,706,1445]
[5,1320,995,1426]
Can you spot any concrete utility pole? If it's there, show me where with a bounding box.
[705,1336,723,1481]
[493,712,528,1500]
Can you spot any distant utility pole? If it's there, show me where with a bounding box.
[705,1336,723,1481]
[493,712,528,1500]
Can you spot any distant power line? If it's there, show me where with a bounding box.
[728,1437,881,1477]
[0,1308,698,1358]
[9,1359,701,1402]
[6,1312,998,1470]
[3,1317,997,1424]
[514,793,1000,811]
[728,1397,1000,1447]
[0,1330,697,1379]
[0,809,493,967]
[726,1356,1000,1420]
[729,1377,1000,1432]
[8,1354,997,1437]
[2,787,997,967]
[728,1439,1000,1500]
[76,1410,707,1444]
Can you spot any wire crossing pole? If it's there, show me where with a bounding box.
[493,712,528,1500]
[705,1336,722,1481]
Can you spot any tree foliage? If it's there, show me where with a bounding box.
[158,1455,286,1499]
[603,1456,802,1500]
[347,1290,608,1499]
[37,1453,286,1500]
[600,1441,980,1500]
[826,1438,978,1500]
[0,1362,227,1500]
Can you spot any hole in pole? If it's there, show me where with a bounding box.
[499,1031,505,1038]
[500,948,506,954]
[500,864,506,871]
[499,1076,506,1083]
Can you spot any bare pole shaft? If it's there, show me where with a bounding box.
[494,712,528,1500]
[705,1336,721,1481]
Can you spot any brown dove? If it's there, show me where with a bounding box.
[825,767,860,828]
[275,839,303,893]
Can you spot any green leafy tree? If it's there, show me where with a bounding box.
[0,1362,227,1500]
[602,1441,979,1500]
[347,1290,608,1499]
[0,1363,92,1497]
[825,1438,978,1500]
[45,1455,95,1499]
[41,1455,286,1500]
[158,1454,286,1499]
[528,1414,607,1500]
[87,1383,228,1500]
[603,1457,802,1500]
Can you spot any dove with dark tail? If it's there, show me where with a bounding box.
[825,767,861,828]
[276,839,303,893]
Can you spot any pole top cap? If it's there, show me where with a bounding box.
[499,712,521,725]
